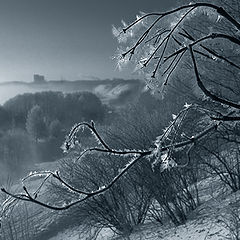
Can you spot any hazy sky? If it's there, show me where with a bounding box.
[0,0,177,82]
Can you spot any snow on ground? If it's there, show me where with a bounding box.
[47,212,229,240]
[0,161,60,239]
[48,226,115,240]
[48,175,240,240]
[2,161,239,240]
[114,176,238,240]
[48,226,82,240]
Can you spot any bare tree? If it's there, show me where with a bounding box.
[1,1,240,214]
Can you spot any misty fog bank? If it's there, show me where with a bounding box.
[0,79,143,105]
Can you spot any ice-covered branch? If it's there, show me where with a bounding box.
[121,3,240,34]
[164,33,240,63]
[115,3,240,106]
[1,112,222,211]
[189,45,240,110]
[2,2,240,214]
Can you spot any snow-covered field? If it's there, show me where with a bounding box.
[2,161,239,240]
[48,174,239,240]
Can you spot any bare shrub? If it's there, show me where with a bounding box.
[48,153,152,236]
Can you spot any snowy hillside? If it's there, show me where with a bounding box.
[5,161,235,240]
[47,175,238,240]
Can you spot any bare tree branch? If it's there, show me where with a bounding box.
[1,2,240,213]
[189,45,240,110]
[1,115,220,211]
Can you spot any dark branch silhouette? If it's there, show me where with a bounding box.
[1,2,240,213]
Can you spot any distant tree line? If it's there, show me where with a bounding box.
[0,91,107,179]
[2,0,240,239]
[3,91,106,129]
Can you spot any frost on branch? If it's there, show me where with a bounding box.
[150,136,177,172]
[61,121,107,156]
[1,3,239,214]
[159,153,177,172]
[112,2,240,102]
[61,122,85,153]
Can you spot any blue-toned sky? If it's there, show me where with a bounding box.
[0,0,177,82]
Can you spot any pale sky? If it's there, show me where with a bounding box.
[0,0,177,82]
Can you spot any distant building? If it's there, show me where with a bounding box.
[33,74,46,83]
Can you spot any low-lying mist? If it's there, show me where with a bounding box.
[0,79,144,105]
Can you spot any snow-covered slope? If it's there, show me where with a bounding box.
[2,161,238,240]
[48,175,239,240]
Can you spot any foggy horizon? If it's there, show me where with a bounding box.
[0,0,177,82]
[1,1,240,239]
